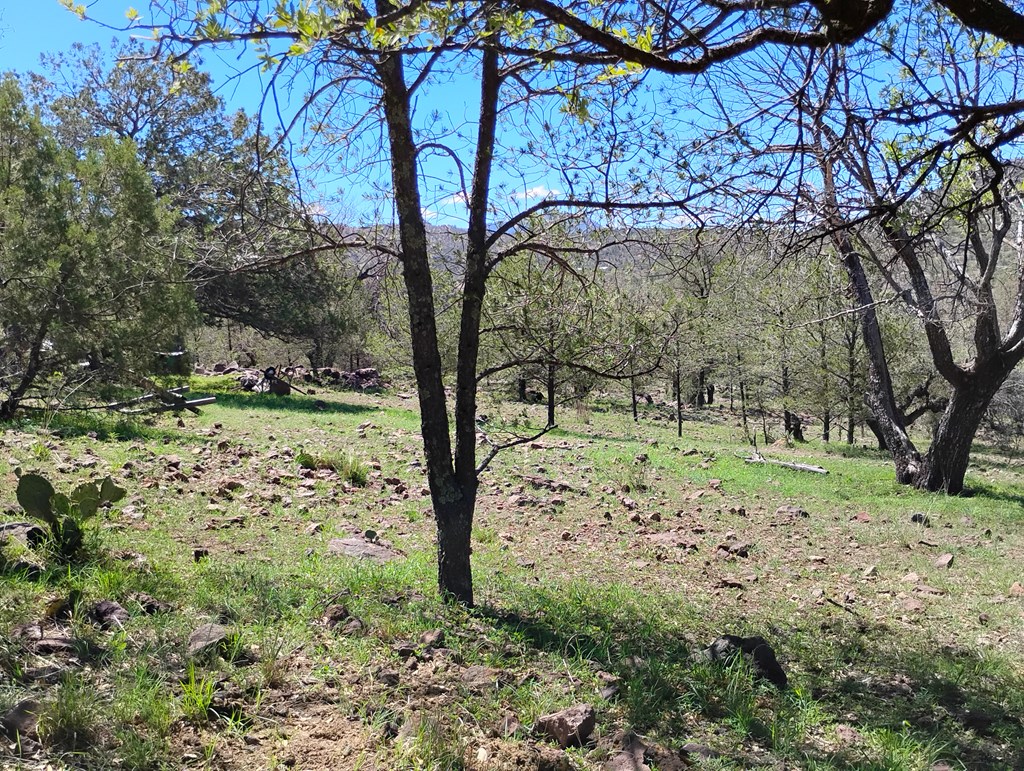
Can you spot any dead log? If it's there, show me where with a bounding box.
[743,452,829,475]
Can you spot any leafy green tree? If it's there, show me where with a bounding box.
[0,76,193,419]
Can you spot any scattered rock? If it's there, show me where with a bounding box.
[0,522,47,547]
[934,553,954,569]
[327,536,402,563]
[188,623,231,657]
[419,628,445,648]
[129,592,173,614]
[322,604,350,628]
[1,699,40,741]
[462,665,503,692]
[12,623,76,655]
[90,600,129,630]
[534,703,595,748]
[775,504,809,519]
[699,635,788,688]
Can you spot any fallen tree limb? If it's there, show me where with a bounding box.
[743,452,829,475]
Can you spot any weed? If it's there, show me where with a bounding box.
[180,664,216,723]
[37,672,101,752]
[296,450,369,486]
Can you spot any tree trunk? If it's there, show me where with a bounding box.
[675,362,682,438]
[376,34,477,605]
[517,377,527,402]
[822,410,831,442]
[630,376,638,422]
[547,360,556,427]
[913,372,1009,493]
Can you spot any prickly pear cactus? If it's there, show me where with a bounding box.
[16,474,56,525]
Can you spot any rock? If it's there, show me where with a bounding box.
[90,600,129,629]
[322,604,350,628]
[12,623,76,655]
[680,743,719,760]
[304,522,324,535]
[462,665,502,692]
[129,592,173,614]
[419,628,445,647]
[601,730,688,771]
[188,623,231,657]
[1010,581,1024,597]
[534,703,595,748]
[934,553,954,569]
[327,536,402,562]
[862,565,878,578]
[775,504,809,519]
[0,522,47,547]
[700,635,788,688]
[851,511,872,523]
[901,597,925,612]
[1,699,40,741]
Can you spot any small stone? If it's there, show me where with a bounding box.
[462,665,502,692]
[304,522,324,535]
[934,553,954,569]
[188,623,231,657]
[419,628,445,647]
[560,530,572,541]
[534,703,596,748]
[862,565,878,578]
[901,572,920,583]
[90,599,129,630]
[1009,582,1024,597]
[1,699,40,741]
[322,604,350,628]
[775,504,809,519]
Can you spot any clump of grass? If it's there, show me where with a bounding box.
[180,664,216,723]
[37,672,102,752]
[296,449,369,486]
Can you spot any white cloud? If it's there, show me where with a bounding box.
[510,185,561,201]
[421,207,440,221]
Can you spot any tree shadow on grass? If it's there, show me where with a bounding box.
[474,582,1024,769]
[206,391,376,416]
[961,481,1024,511]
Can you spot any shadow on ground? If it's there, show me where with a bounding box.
[475,582,1024,769]
[204,391,376,416]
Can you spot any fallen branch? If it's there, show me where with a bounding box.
[743,451,829,475]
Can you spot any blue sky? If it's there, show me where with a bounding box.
[0,1,577,227]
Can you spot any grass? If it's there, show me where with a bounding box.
[0,384,1022,769]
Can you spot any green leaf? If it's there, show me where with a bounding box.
[100,476,127,504]
[16,474,56,525]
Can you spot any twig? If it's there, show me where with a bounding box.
[476,423,556,476]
